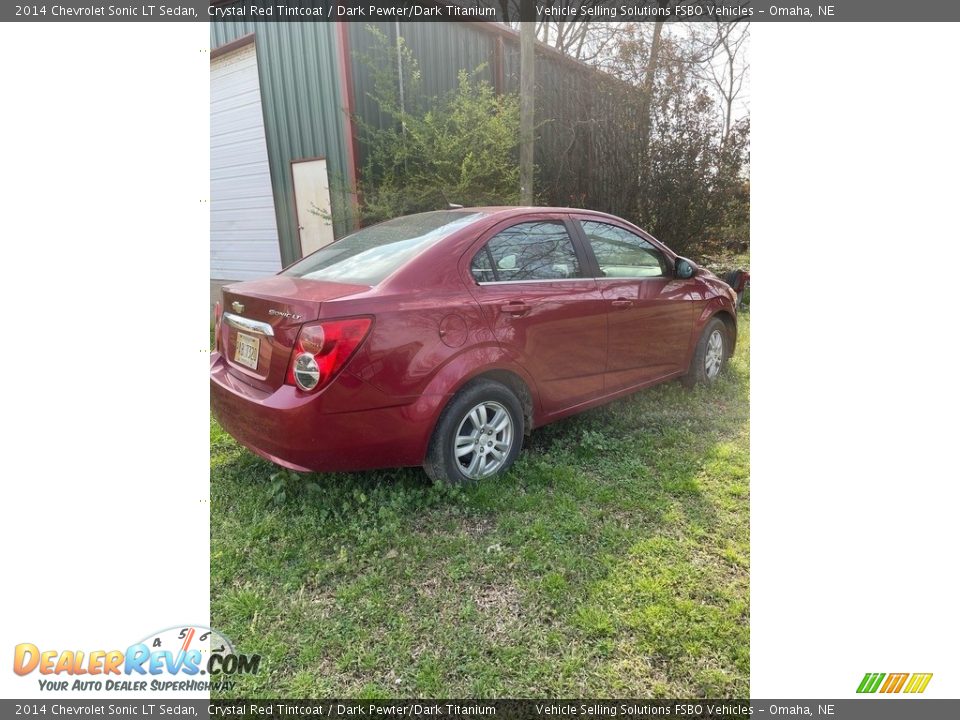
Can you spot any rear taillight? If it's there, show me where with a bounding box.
[286,317,373,392]
[213,301,223,353]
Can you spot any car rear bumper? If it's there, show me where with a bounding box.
[210,352,445,473]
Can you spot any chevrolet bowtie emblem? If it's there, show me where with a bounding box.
[231,301,245,314]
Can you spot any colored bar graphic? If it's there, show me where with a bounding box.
[880,673,909,693]
[857,672,933,694]
[892,673,910,693]
[904,673,933,694]
[856,672,885,693]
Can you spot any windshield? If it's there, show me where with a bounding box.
[281,211,487,285]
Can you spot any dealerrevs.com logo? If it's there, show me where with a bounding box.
[13,625,260,693]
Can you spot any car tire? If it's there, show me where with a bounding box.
[681,317,730,388]
[424,379,525,485]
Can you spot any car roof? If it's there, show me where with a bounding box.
[464,206,614,218]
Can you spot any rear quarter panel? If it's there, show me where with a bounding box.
[331,288,529,403]
[328,288,541,461]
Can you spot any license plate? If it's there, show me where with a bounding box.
[234,332,260,370]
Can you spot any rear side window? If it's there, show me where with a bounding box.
[580,221,668,279]
[471,221,581,283]
[282,210,486,285]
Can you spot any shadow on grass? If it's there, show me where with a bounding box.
[212,379,729,550]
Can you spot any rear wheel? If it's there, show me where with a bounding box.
[681,318,730,388]
[424,379,524,485]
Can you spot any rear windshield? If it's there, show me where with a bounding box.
[281,211,487,285]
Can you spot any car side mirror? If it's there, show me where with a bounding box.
[675,258,698,279]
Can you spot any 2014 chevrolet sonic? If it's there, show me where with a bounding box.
[210,207,738,484]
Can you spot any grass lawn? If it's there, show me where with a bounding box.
[211,315,749,698]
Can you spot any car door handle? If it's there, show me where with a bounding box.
[500,302,531,316]
[611,298,634,308]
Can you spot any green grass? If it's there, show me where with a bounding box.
[211,316,749,698]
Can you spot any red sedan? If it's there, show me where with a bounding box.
[211,208,738,484]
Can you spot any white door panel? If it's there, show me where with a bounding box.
[210,43,281,281]
[292,158,335,257]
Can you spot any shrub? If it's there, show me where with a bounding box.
[353,27,521,225]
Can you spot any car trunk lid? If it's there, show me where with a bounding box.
[218,276,370,390]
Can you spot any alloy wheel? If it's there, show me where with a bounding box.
[454,401,514,479]
[705,329,724,379]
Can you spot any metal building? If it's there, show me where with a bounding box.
[210,18,638,290]
[210,22,355,284]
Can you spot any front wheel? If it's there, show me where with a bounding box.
[681,318,730,388]
[424,379,524,485]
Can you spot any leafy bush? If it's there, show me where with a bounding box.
[353,27,521,224]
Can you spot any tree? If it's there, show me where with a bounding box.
[692,20,750,144]
[601,20,750,256]
[351,28,521,224]
[500,1,627,64]
[519,5,535,204]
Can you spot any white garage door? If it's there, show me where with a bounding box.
[210,42,282,281]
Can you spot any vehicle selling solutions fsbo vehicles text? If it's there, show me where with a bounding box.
[536,3,755,18]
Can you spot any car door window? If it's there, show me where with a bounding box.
[580,221,668,279]
[471,221,581,282]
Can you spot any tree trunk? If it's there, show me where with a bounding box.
[519,10,536,205]
[637,18,665,220]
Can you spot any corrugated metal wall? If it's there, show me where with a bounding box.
[502,43,642,218]
[211,21,351,268]
[209,19,642,270]
[348,22,640,221]
[349,22,496,126]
